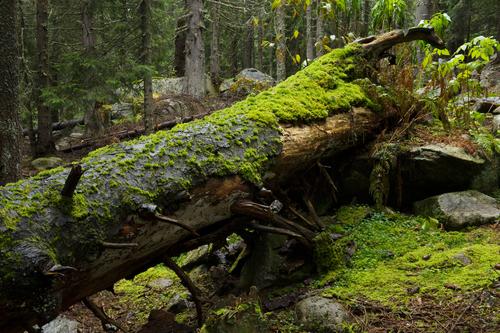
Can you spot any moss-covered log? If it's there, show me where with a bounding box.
[0,28,443,332]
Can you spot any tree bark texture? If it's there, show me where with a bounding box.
[316,0,325,57]
[0,0,22,185]
[306,2,315,61]
[209,1,221,86]
[275,3,286,82]
[35,0,54,155]
[141,0,154,133]
[185,0,205,98]
[0,28,444,332]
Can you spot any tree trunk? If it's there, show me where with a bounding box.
[315,0,324,57]
[0,0,22,185]
[362,0,371,36]
[243,19,254,69]
[184,0,205,98]
[174,14,187,77]
[141,0,154,133]
[256,16,264,71]
[35,0,54,156]
[306,1,314,61]
[275,3,286,82]
[415,0,434,24]
[82,0,104,137]
[0,28,444,332]
[209,1,221,87]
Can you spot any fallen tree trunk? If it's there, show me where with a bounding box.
[0,28,443,332]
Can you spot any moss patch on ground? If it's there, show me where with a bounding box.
[320,209,499,307]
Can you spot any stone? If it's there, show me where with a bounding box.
[31,157,64,171]
[295,296,350,332]
[111,102,134,120]
[147,278,173,290]
[200,302,268,333]
[42,315,79,333]
[166,294,193,314]
[414,190,500,229]
[494,106,500,115]
[453,253,472,266]
[493,114,500,133]
[55,137,72,151]
[69,125,85,139]
[473,97,500,113]
[480,56,500,95]
[220,68,275,97]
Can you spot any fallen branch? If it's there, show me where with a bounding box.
[82,297,129,333]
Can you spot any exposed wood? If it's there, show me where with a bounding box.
[247,221,305,239]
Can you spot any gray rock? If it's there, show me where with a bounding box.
[480,56,500,95]
[494,106,500,115]
[474,97,500,113]
[453,253,472,266]
[42,315,79,333]
[147,278,173,290]
[295,296,349,332]
[166,294,192,314]
[111,102,134,120]
[220,68,275,97]
[31,157,64,171]
[493,114,500,133]
[414,190,500,229]
[55,137,72,151]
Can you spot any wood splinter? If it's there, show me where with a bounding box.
[138,204,200,236]
[247,221,305,239]
[154,213,200,237]
[101,241,139,249]
[61,164,84,198]
[83,297,129,333]
[163,256,204,327]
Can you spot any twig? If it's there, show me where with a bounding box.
[288,206,318,230]
[446,293,480,333]
[61,165,84,198]
[304,198,325,230]
[163,256,204,328]
[155,213,200,237]
[101,241,138,249]
[83,297,129,333]
[247,221,305,239]
[317,162,338,203]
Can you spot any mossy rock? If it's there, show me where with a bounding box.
[201,302,268,333]
[31,157,64,171]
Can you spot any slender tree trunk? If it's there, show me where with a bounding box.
[35,0,54,155]
[256,17,264,71]
[0,0,22,185]
[315,0,324,57]
[184,0,205,98]
[275,3,286,82]
[415,0,433,24]
[306,2,314,61]
[231,33,239,76]
[362,0,370,36]
[243,19,254,68]
[209,1,221,87]
[82,0,104,136]
[141,0,154,133]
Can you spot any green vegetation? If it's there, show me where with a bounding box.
[319,208,499,306]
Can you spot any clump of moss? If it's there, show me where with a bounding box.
[313,232,348,274]
[321,211,499,306]
[201,301,268,333]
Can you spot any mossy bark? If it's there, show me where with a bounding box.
[0,28,443,332]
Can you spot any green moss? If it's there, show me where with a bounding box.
[313,232,348,274]
[321,211,499,307]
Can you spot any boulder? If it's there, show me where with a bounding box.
[493,114,500,133]
[147,278,173,290]
[473,97,500,113]
[295,295,349,332]
[220,68,275,97]
[480,56,500,95]
[41,315,79,333]
[111,102,134,120]
[414,190,500,229]
[31,157,64,171]
[152,76,217,97]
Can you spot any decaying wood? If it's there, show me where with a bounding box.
[0,28,443,332]
[82,297,129,333]
[60,164,84,198]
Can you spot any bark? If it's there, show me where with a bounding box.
[82,0,105,136]
[184,0,205,98]
[35,0,54,155]
[0,28,444,332]
[306,2,314,61]
[315,0,324,57]
[209,1,221,87]
[243,19,254,69]
[362,0,371,36]
[0,0,22,185]
[415,0,434,24]
[174,15,187,77]
[256,17,264,71]
[275,3,286,82]
[141,0,154,133]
